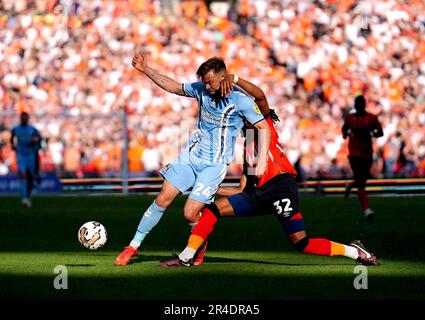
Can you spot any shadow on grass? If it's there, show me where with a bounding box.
[130,254,354,267]
[1,273,423,300]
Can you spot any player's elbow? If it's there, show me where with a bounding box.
[171,83,184,96]
[254,91,267,103]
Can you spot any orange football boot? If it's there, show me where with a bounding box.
[114,246,138,266]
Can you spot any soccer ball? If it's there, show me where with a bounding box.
[78,221,107,250]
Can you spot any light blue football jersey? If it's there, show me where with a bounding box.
[11,125,40,155]
[182,82,264,164]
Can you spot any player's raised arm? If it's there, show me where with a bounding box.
[234,76,270,116]
[132,52,184,96]
[220,75,270,116]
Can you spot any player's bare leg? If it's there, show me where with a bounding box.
[350,157,374,220]
[355,176,374,221]
[182,198,229,265]
[159,198,233,267]
[115,180,180,266]
[183,198,208,224]
[155,180,182,208]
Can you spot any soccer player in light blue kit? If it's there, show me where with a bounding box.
[115,53,271,266]
[11,112,42,208]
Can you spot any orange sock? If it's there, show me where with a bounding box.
[303,239,357,259]
[330,242,346,256]
[179,208,218,261]
[187,234,205,251]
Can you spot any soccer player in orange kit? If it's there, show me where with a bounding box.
[342,95,384,221]
[159,76,380,267]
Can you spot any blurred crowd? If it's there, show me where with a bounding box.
[0,0,424,180]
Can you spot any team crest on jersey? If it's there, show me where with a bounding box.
[253,105,261,114]
[162,163,171,173]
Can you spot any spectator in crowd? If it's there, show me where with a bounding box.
[141,136,162,177]
[0,0,424,180]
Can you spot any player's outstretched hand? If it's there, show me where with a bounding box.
[220,74,235,97]
[132,52,148,73]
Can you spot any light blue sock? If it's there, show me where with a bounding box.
[130,201,166,249]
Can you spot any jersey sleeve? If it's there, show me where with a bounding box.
[235,93,264,124]
[373,115,381,128]
[182,82,204,99]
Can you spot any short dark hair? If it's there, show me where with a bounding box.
[20,112,29,124]
[196,57,226,78]
[354,95,366,112]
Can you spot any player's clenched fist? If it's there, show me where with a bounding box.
[132,52,148,73]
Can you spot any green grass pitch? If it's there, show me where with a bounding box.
[0,195,424,300]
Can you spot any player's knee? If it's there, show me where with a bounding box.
[155,193,173,208]
[183,208,199,223]
[294,237,310,253]
[354,177,367,188]
[155,196,168,208]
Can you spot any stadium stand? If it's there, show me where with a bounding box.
[0,0,424,180]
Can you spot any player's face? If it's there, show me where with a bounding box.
[201,70,225,96]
